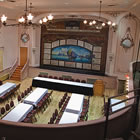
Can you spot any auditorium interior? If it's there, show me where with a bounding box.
[0,0,140,140]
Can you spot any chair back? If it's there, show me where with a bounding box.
[5,104,10,111]
[1,107,5,114]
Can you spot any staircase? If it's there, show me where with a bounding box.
[10,66,23,81]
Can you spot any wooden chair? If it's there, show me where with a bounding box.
[81,80,86,83]
[1,107,6,117]
[75,79,80,82]
[17,95,22,102]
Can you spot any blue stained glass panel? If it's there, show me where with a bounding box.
[51,45,93,63]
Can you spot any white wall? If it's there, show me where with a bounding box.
[0,21,18,70]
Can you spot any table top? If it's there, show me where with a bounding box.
[65,93,84,114]
[2,103,33,122]
[23,87,48,106]
[111,98,125,112]
[59,112,79,124]
[34,77,93,88]
[0,82,16,97]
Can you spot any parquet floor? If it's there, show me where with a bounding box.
[0,77,117,124]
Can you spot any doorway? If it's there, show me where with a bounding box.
[20,47,28,66]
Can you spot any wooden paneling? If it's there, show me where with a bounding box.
[20,47,27,66]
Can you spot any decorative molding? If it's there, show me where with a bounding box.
[46,28,100,33]
[105,11,122,17]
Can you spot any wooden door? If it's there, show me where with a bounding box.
[0,48,3,71]
[20,47,27,66]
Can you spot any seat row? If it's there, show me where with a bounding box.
[38,74,86,83]
[36,90,53,113]
[79,96,90,122]
[48,109,59,124]
[17,85,33,102]
[0,84,21,102]
[0,100,15,119]
[22,108,37,123]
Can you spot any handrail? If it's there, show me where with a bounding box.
[104,88,140,140]
[20,59,29,81]
[0,67,10,73]
[9,59,18,79]
[0,67,11,79]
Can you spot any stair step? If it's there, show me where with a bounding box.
[10,78,20,81]
[11,75,20,78]
[13,72,20,75]
[10,65,23,81]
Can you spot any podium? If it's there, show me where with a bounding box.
[93,80,105,96]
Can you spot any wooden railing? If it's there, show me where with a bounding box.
[0,67,11,78]
[9,59,18,79]
[21,59,29,81]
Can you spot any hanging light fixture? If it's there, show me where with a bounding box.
[0,0,54,27]
[83,0,117,32]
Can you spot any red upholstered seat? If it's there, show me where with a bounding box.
[21,92,25,98]
[54,76,58,79]
[17,95,21,102]
[75,79,80,82]
[81,80,86,83]
[70,78,74,81]
[1,107,6,115]
[5,104,10,111]
[59,77,63,80]
[49,75,53,78]
[10,100,14,108]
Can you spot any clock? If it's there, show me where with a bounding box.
[21,33,30,43]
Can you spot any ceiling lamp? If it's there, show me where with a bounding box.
[39,14,54,25]
[83,1,117,32]
[0,0,54,27]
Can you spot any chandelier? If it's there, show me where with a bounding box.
[83,1,117,32]
[0,0,54,27]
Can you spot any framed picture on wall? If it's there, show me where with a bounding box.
[121,27,134,48]
[21,33,30,43]
[121,36,134,48]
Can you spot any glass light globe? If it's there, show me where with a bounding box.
[39,19,43,24]
[18,17,25,23]
[102,23,105,26]
[89,22,93,26]
[92,20,96,24]
[27,13,34,21]
[83,20,87,24]
[107,21,112,25]
[1,14,7,23]
[112,22,116,26]
[48,14,53,20]
[43,17,48,22]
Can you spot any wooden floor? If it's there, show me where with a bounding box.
[0,77,117,124]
